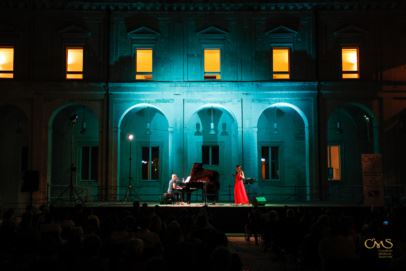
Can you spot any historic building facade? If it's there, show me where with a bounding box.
[0,0,405,208]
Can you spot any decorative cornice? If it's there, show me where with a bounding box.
[266,25,297,35]
[128,26,160,39]
[265,25,298,45]
[0,22,20,42]
[0,23,16,32]
[197,26,229,44]
[334,25,367,36]
[197,26,228,36]
[333,24,367,44]
[0,1,402,12]
[58,24,91,39]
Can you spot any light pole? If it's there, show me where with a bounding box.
[124,134,134,201]
[55,113,83,204]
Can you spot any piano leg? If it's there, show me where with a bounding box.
[185,190,191,204]
[203,183,209,205]
[179,186,192,204]
[179,190,185,203]
[175,191,183,204]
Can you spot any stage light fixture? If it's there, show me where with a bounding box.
[145,122,151,135]
[70,113,78,124]
[209,108,216,135]
[336,121,343,134]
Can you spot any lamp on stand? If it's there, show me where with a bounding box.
[124,134,134,201]
[55,113,84,205]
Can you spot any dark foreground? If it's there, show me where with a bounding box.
[0,203,405,271]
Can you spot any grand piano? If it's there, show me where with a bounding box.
[176,163,220,204]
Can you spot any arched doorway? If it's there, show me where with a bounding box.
[186,105,238,202]
[119,105,169,201]
[326,104,376,203]
[0,105,30,209]
[384,109,406,202]
[49,104,100,203]
[257,103,308,201]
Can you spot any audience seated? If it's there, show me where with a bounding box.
[0,204,404,271]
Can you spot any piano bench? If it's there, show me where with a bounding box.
[160,193,174,204]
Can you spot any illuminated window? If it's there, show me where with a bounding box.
[66,47,84,79]
[202,145,219,165]
[142,146,159,180]
[261,146,280,180]
[327,145,341,181]
[0,47,14,79]
[341,47,359,79]
[204,49,221,80]
[136,49,153,80]
[272,48,290,79]
[81,145,98,181]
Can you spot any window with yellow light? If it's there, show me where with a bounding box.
[136,49,153,80]
[66,47,84,79]
[341,47,359,79]
[204,49,221,80]
[272,48,290,79]
[0,47,14,79]
[327,144,341,181]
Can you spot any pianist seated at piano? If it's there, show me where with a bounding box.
[167,174,181,203]
[164,163,220,205]
[175,176,192,204]
[178,163,220,204]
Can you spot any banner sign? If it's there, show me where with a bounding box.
[361,154,384,206]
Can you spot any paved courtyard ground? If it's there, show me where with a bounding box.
[228,235,298,271]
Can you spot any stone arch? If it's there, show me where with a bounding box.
[258,102,309,128]
[185,104,238,202]
[118,103,170,129]
[0,105,30,208]
[384,108,406,187]
[328,102,378,152]
[187,103,238,127]
[326,103,377,203]
[48,103,100,202]
[118,104,170,201]
[257,102,310,201]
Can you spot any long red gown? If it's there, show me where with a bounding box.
[234,172,249,204]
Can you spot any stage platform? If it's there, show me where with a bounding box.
[52,200,368,209]
[49,201,376,233]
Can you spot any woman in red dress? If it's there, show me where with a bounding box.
[234,165,249,204]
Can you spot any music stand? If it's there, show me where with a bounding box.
[55,114,84,205]
[124,134,134,201]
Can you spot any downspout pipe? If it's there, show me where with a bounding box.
[104,6,111,201]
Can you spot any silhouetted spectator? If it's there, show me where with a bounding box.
[318,216,359,271]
